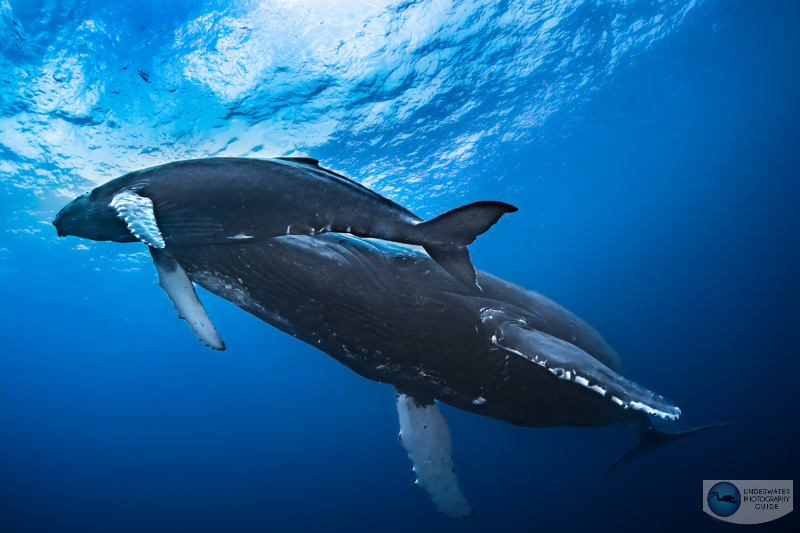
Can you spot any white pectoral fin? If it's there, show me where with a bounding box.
[150,248,225,351]
[395,389,473,519]
[111,190,165,248]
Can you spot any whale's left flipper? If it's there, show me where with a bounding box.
[395,390,473,520]
[150,248,225,351]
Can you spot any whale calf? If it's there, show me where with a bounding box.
[53,157,517,289]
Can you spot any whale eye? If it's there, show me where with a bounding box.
[393,253,415,267]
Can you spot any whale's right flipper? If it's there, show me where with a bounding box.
[418,201,517,290]
[150,247,226,351]
[395,389,473,520]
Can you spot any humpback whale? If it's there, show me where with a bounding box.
[164,236,726,517]
[53,168,727,518]
[53,157,516,289]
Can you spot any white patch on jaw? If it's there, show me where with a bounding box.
[572,375,608,396]
[629,401,681,421]
[229,233,253,240]
[588,384,607,396]
[472,397,486,405]
[541,358,680,420]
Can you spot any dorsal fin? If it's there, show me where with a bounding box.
[276,156,321,166]
[275,156,356,183]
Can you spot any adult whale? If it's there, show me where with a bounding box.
[173,236,726,517]
[53,225,726,518]
[53,157,517,290]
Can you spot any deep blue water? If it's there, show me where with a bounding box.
[1,1,799,531]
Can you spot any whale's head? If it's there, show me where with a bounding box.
[53,186,137,243]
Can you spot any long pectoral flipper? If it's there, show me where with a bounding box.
[395,390,473,520]
[150,247,225,351]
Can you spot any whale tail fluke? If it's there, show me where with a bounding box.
[418,201,517,289]
[609,422,734,473]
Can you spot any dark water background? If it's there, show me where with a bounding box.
[1,0,798,531]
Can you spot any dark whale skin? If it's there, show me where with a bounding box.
[55,158,420,244]
[171,234,655,430]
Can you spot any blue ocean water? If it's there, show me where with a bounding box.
[1,0,798,531]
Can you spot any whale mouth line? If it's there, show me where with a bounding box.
[515,338,681,422]
[482,308,682,423]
